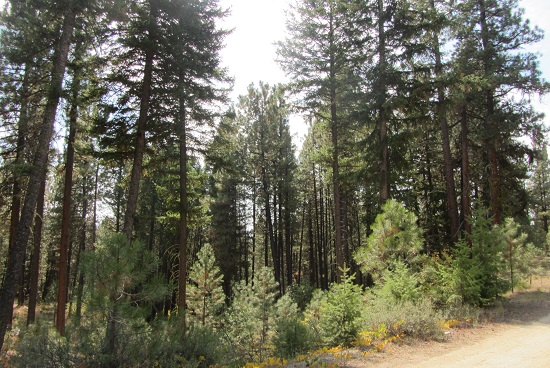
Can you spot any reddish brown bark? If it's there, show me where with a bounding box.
[0,0,77,349]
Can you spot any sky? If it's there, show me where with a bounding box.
[219,0,550,142]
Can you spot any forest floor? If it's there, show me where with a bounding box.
[313,273,550,368]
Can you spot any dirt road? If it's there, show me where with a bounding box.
[361,279,550,368]
[388,313,550,368]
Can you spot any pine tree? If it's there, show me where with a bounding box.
[226,266,278,362]
[187,243,225,327]
[277,0,367,279]
[0,0,84,349]
[354,199,425,280]
[453,0,548,224]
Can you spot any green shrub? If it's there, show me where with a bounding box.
[303,289,326,345]
[362,297,442,340]
[378,261,422,304]
[287,282,315,311]
[180,324,228,367]
[144,318,230,368]
[79,233,171,367]
[12,323,73,368]
[272,294,313,359]
[318,267,363,346]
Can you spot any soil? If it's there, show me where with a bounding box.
[347,275,550,368]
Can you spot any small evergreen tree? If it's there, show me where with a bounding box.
[82,233,169,366]
[319,266,362,346]
[378,261,422,304]
[272,294,312,359]
[501,218,544,291]
[354,199,425,280]
[432,208,509,307]
[187,243,225,327]
[225,266,278,363]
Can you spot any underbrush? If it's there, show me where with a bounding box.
[6,294,479,368]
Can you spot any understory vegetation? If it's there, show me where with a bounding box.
[5,201,546,367]
[1,0,549,366]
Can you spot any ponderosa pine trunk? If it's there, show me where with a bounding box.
[478,0,501,224]
[177,84,188,312]
[56,49,81,335]
[123,0,157,240]
[92,163,99,246]
[284,178,292,288]
[0,0,77,350]
[378,0,390,204]
[10,63,30,311]
[328,6,344,281]
[26,178,45,325]
[75,177,88,320]
[460,105,472,237]
[430,0,459,242]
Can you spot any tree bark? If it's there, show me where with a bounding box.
[56,49,82,335]
[27,178,45,325]
[430,0,459,242]
[478,0,501,224]
[10,63,30,310]
[460,105,472,237]
[0,0,77,350]
[75,177,89,320]
[92,163,99,246]
[328,6,344,281]
[378,0,390,204]
[123,0,157,239]
[177,83,188,312]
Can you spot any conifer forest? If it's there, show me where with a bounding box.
[0,0,549,366]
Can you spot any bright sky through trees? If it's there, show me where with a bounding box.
[220,0,550,140]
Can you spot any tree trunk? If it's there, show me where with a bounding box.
[430,0,459,242]
[92,163,99,246]
[75,177,89,320]
[378,0,390,204]
[298,199,306,285]
[478,0,501,224]
[177,85,188,312]
[262,166,280,284]
[11,63,30,310]
[252,175,257,283]
[56,50,82,335]
[307,202,316,286]
[460,105,472,237]
[328,8,344,282]
[27,178,45,325]
[0,0,77,350]
[123,0,157,239]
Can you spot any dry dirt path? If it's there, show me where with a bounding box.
[375,313,550,368]
[349,276,550,368]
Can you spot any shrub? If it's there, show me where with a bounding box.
[272,294,313,359]
[378,261,422,304]
[12,323,73,368]
[303,289,326,345]
[361,297,442,340]
[287,282,315,311]
[80,233,170,367]
[318,267,363,346]
[145,318,230,368]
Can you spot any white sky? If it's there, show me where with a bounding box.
[220,0,550,142]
